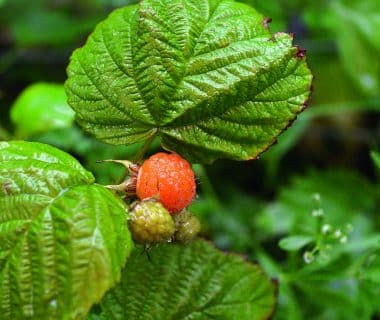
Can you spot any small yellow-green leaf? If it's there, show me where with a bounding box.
[279,235,313,251]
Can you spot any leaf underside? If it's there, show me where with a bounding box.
[0,141,132,320]
[90,239,276,320]
[65,0,312,163]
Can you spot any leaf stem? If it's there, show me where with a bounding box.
[133,134,156,163]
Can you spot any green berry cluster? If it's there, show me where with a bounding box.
[128,199,201,245]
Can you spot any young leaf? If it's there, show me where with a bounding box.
[90,239,276,319]
[0,141,132,320]
[257,169,376,237]
[279,235,313,251]
[330,1,380,96]
[370,150,380,171]
[65,0,312,163]
[359,247,380,315]
[10,83,75,138]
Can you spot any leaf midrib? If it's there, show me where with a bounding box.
[160,3,271,125]
[152,0,221,124]
[0,187,73,274]
[161,50,298,129]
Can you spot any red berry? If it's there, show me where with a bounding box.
[136,152,196,213]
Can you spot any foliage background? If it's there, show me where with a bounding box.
[1,0,380,319]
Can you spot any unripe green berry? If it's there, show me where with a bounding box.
[173,210,201,243]
[129,199,175,245]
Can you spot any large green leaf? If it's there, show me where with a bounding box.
[0,141,132,320]
[65,0,312,163]
[10,83,75,138]
[90,239,276,319]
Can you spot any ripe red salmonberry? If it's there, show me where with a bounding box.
[136,152,196,213]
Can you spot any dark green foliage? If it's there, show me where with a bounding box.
[10,83,74,137]
[1,0,380,319]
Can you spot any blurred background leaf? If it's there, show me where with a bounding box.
[256,169,376,237]
[278,236,313,251]
[330,0,380,96]
[10,82,74,137]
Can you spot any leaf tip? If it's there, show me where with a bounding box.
[295,45,307,59]
[263,17,272,29]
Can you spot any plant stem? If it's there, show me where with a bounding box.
[115,134,156,184]
[133,134,156,163]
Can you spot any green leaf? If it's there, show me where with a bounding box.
[279,235,313,251]
[8,8,99,47]
[256,169,376,237]
[329,1,380,96]
[370,150,380,171]
[0,141,133,320]
[360,245,380,284]
[359,246,380,314]
[91,239,276,319]
[65,0,312,163]
[298,280,373,320]
[10,83,75,138]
